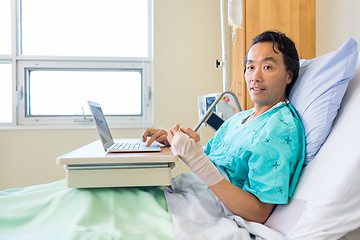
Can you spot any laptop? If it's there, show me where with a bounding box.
[88,101,161,153]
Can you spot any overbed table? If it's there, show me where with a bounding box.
[57,140,180,188]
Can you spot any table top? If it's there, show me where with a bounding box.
[57,140,179,165]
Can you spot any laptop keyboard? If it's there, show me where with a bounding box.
[112,142,141,150]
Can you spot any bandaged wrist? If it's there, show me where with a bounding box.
[171,132,224,186]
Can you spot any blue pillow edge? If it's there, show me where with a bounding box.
[304,81,349,164]
[338,38,359,83]
[301,38,359,165]
[289,38,358,111]
[316,38,358,143]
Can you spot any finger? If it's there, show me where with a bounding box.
[169,124,180,135]
[142,128,152,142]
[147,133,160,147]
[167,129,175,145]
[142,128,161,143]
[146,136,156,147]
[181,127,200,142]
[156,134,168,145]
[164,138,170,147]
[146,129,167,147]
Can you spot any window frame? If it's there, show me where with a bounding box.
[0,0,154,129]
[17,60,153,128]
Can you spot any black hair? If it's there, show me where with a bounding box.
[245,30,300,97]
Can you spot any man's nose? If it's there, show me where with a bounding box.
[250,68,262,82]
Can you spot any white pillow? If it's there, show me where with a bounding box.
[266,52,360,239]
[289,38,358,165]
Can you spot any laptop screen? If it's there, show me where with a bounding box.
[88,101,114,150]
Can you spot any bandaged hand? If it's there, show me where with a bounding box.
[168,125,224,186]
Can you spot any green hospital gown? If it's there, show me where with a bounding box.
[204,101,306,204]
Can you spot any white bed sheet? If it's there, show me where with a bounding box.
[164,172,287,240]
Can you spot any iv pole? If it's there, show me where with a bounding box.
[219,0,228,92]
[193,0,243,133]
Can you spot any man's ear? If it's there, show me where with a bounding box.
[287,71,293,84]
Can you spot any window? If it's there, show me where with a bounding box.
[27,70,142,116]
[20,0,149,57]
[0,0,153,128]
[0,0,11,55]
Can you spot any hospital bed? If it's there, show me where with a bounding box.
[264,38,360,240]
[0,39,359,239]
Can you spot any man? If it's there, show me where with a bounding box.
[143,31,305,223]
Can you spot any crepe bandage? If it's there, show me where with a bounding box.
[171,132,224,186]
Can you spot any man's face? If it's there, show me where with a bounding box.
[245,42,292,111]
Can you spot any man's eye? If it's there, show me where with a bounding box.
[264,65,272,70]
[246,66,254,70]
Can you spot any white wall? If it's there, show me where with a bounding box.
[0,0,224,190]
[316,0,360,56]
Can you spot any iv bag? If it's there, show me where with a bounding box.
[228,0,242,28]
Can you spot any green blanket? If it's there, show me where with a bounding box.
[0,180,173,240]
